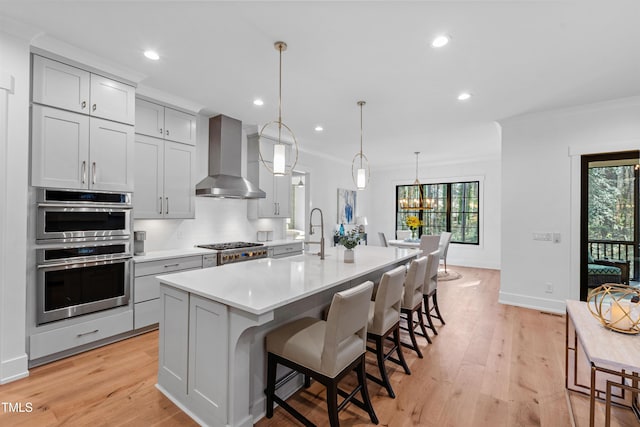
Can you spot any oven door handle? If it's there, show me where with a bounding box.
[37,203,133,210]
[37,255,132,269]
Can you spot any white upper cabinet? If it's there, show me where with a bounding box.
[32,55,90,115]
[31,105,134,191]
[90,74,135,125]
[31,105,90,189]
[31,55,135,191]
[32,55,135,125]
[133,135,194,219]
[89,118,135,192]
[135,99,196,146]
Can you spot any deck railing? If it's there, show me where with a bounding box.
[588,239,637,280]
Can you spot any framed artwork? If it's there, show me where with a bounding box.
[337,188,356,225]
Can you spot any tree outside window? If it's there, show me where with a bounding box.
[396,181,479,244]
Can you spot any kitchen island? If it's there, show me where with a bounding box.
[156,245,419,427]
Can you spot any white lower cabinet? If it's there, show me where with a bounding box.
[133,255,203,329]
[187,295,228,425]
[158,285,189,396]
[158,285,228,426]
[29,309,133,360]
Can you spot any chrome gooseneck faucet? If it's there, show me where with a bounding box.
[306,208,325,260]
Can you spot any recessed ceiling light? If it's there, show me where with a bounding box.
[314,125,323,132]
[253,98,264,106]
[144,50,160,61]
[457,92,472,101]
[431,35,450,48]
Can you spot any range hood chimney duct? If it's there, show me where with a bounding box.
[195,115,266,199]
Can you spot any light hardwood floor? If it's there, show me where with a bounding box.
[1,266,637,426]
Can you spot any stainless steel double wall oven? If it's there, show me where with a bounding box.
[35,189,133,325]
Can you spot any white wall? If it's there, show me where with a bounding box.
[367,151,502,270]
[499,96,640,314]
[0,30,30,384]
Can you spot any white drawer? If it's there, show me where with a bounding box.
[135,267,201,302]
[30,310,133,360]
[134,299,159,329]
[135,255,203,277]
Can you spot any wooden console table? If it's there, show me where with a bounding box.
[565,300,640,426]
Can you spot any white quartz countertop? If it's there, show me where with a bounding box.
[134,247,217,263]
[158,246,419,315]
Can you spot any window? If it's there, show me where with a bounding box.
[396,181,479,244]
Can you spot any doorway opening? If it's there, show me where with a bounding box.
[580,150,640,301]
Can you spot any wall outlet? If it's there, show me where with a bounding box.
[545,282,553,293]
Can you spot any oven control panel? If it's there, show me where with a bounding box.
[219,248,268,265]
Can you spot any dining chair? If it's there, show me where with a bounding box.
[378,232,388,247]
[366,266,409,398]
[438,232,452,272]
[265,281,378,427]
[419,235,439,256]
[399,256,429,357]
[396,229,412,240]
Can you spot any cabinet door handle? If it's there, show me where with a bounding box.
[159,128,163,135]
[159,197,163,214]
[166,129,170,136]
[165,197,169,214]
[77,329,99,338]
[92,162,96,184]
[92,104,97,111]
[81,161,86,184]
[81,101,86,109]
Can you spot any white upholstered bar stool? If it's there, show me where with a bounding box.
[399,256,429,357]
[366,266,410,398]
[421,250,445,337]
[265,281,378,427]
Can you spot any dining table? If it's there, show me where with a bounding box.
[387,239,420,248]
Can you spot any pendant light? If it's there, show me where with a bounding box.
[258,41,299,176]
[351,101,370,189]
[399,152,434,210]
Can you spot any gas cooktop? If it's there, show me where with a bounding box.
[196,242,267,265]
[196,241,264,251]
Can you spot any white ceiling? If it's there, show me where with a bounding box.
[1,1,639,168]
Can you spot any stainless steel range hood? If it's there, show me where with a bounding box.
[196,114,266,199]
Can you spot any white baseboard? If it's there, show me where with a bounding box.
[498,291,566,314]
[0,354,29,384]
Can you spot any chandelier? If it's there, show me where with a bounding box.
[351,101,370,190]
[258,41,299,176]
[398,152,434,210]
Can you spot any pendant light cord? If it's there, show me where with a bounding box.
[278,43,283,143]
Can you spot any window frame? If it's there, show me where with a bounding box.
[395,180,480,245]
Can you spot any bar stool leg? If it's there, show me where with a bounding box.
[393,327,411,375]
[266,353,277,418]
[327,381,339,427]
[423,295,438,335]
[373,335,395,398]
[417,305,433,344]
[406,310,423,358]
[433,291,445,325]
[356,355,379,425]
